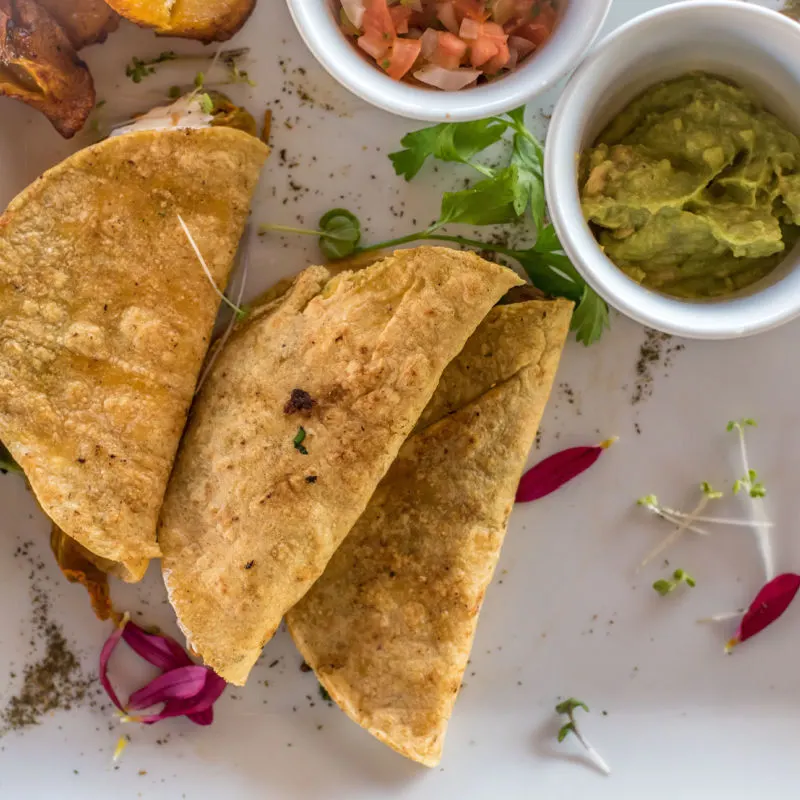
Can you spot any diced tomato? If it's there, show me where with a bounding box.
[358,31,390,60]
[481,20,508,43]
[459,16,483,40]
[432,31,468,69]
[470,36,499,68]
[363,0,396,40]
[483,39,510,73]
[513,20,550,46]
[535,2,558,30]
[385,37,422,79]
[388,5,413,35]
[453,0,487,20]
[436,1,460,33]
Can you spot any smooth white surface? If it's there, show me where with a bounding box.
[546,0,800,339]
[286,0,612,121]
[1,2,800,799]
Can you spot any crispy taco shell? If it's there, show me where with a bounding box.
[159,247,523,685]
[287,297,573,766]
[0,127,269,581]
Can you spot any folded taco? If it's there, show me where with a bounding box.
[0,93,269,581]
[159,247,523,685]
[286,297,573,766]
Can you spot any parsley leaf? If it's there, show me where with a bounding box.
[389,118,509,180]
[510,132,545,229]
[570,285,611,347]
[439,167,520,226]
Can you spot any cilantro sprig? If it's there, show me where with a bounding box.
[260,108,609,346]
[653,569,696,596]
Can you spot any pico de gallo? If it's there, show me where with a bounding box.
[336,0,560,90]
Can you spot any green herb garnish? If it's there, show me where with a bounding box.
[198,93,214,114]
[294,427,309,455]
[318,683,331,702]
[260,108,609,346]
[555,698,610,775]
[125,52,177,83]
[653,569,696,596]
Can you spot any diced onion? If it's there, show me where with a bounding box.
[414,64,481,91]
[509,35,536,59]
[436,2,459,33]
[420,27,440,59]
[358,34,388,59]
[341,0,366,29]
[459,18,482,40]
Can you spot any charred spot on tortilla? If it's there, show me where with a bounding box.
[305,475,318,484]
[244,560,255,570]
[284,389,316,415]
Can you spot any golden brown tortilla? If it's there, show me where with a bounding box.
[0,127,269,581]
[159,247,523,685]
[286,297,573,767]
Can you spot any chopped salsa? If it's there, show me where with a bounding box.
[336,0,559,90]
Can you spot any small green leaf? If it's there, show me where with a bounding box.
[685,575,697,588]
[743,418,757,427]
[555,698,589,715]
[750,484,766,498]
[438,167,520,227]
[168,85,182,99]
[726,421,736,432]
[732,479,742,495]
[637,494,658,507]
[294,427,309,455]
[653,579,674,596]
[534,224,561,254]
[318,683,332,702]
[198,93,214,114]
[701,481,723,499]
[557,722,575,743]
[510,132,545,227]
[318,209,361,260]
[570,285,611,347]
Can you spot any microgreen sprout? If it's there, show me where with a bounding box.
[198,93,214,114]
[727,418,773,581]
[294,427,309,455]
[555,698,610,776]
[177,214,248,319]
[653,569,696,596]
[639,484,722,569]
[0,442,21,474]
[125,52,177,83]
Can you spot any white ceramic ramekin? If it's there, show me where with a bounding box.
[285,0,612,122]
[546,0,800,340]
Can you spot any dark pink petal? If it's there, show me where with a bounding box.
[127,665,211,710]
[99,616,129,712]
[122,621,193,671]
[727,573,800,652]
[130,673,227,725]
[516,439,615,503]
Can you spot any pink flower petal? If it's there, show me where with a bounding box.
[127,666,212,710]
[99,611,227,728]
[122,622,193,671]
[99,616,129,712]
[727,573,800,652]
[516,439,615,503]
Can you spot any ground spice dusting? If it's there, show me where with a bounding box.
[631,329,685,405]
[0,543,95,736]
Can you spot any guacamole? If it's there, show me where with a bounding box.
[580,73,800,298]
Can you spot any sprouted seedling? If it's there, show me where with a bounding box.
[177,214,248,320]
[638,482,723,568]
[727,418,773,582]
[653,569,696,596]
[555,698,610,776]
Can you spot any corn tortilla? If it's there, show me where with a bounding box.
[159,247,523,685]
[286,297,573,766]
[0,127,269,581]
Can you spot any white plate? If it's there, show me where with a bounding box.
[0,2,798,798]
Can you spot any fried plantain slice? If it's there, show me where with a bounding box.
[36,0,120,50]
[105,0,256,43]
[0,0,95,138]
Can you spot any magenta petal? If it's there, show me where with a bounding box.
[99,619,128,712]
[188,708,214,726]
[122,622,193,671]
[127,666,211,710]
[731,573,800,648]
[516,443,609,503]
